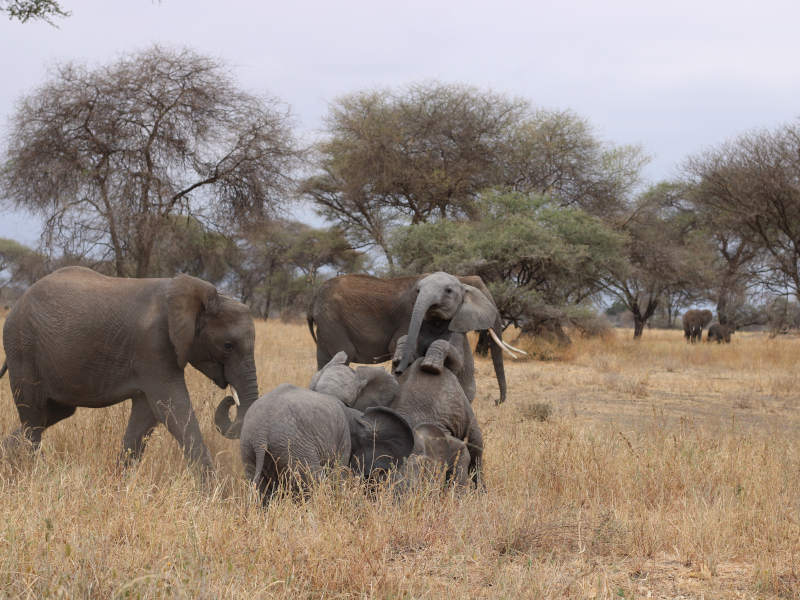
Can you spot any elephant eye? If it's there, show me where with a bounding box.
[223,341,234,351]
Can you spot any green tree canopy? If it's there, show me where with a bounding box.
[392,191,625,338]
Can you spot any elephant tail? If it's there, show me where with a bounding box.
[0,361,6,378]
[251,445,267,490]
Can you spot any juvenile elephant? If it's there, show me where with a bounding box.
[707,323,734,343]
[307,271,522,404]
[232,352,415,499]
[390,336,484,486]
[683,309,713,343]
[404,423,471,488]
[1,266,259,472]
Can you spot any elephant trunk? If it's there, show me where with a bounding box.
[214,363,259,439]
[396,287,439,375]
[489,315,507,404]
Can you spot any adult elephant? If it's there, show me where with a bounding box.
[307,272,520,404]
[1,266,259,472]
[683,309,713,343]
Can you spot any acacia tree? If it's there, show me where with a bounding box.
[1,46,299,277]
[598,183,715,338]
[301,83,527,269]
[392,191,625,342]
[685,121,800,302]
[303,84,645,271]
[505,109,647,219]
[1,0,67,23]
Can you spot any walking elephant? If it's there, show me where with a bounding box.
[307,272,522,404]
[683,309,713,343]
[707,323,734,343]
[1,266,259,473]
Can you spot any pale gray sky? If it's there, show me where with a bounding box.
[2,0,799,245]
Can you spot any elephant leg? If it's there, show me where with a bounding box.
[120,393,159,466]
[465,422,484,489]
[4,373,76,452]
[143,379,212,472]
[420,339,448,374]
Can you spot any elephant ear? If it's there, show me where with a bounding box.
[166,274,221,369]
[310,351,363,405]
[352,366,399,411]
[449,284,498,333]
[348,406,415,478]
[309,351,349,390]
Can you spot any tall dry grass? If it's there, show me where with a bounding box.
[0,321,798,598]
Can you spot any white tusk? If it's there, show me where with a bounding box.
[501,340,528,356]
[229,386,240,406]
[488,329,520,359]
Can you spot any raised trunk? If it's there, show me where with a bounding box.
[395,288,438,375]
[214,363,259,439]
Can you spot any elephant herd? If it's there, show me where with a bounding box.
[682,309,735,344]
[0,267,517,500]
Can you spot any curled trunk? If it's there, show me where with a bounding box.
[214,363,259,439]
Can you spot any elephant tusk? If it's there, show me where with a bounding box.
[229,386,240,406]
[488,329,528,358]
[500,338,528,356]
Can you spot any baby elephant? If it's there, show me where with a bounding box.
[707,323,734,343]
[405,423,471,488]
[231,352,415,500]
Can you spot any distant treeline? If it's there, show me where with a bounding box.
[2,46,799,339]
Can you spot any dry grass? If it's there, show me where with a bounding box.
[0,322,799,598]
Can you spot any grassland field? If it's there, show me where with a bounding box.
[0,318,798,599]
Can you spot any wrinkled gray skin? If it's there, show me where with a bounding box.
[404,423,471,489]
[389,336,484,487]
[392,272,499,403]
[683,309,713,343]
[308,272,508,404]
[1,266,259,472]
[234,352,415,500]
[707,322,734,343]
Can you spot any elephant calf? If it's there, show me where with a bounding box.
[232,352,415,500]
[390,337,484,487]
[707,323,734,343]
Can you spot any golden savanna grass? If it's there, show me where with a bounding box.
[0,321,799,598]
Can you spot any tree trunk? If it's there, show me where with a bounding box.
[633,317,645,339]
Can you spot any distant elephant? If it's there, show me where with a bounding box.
[1,266,259,472]
[707,323,734,343]
[307,272,523,405]
[233,352,415,499]
[683,309,713,343]
[389,336,484,486]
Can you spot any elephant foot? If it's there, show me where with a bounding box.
[420,340,447,374]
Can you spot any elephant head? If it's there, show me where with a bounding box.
[395,271,499,375]
[346,406,415,478]
[164,274,258,440]
[405,423,471,488]
[309,352,399,411]
[309,351,366,405]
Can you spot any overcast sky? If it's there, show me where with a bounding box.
[2,0,799,245]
